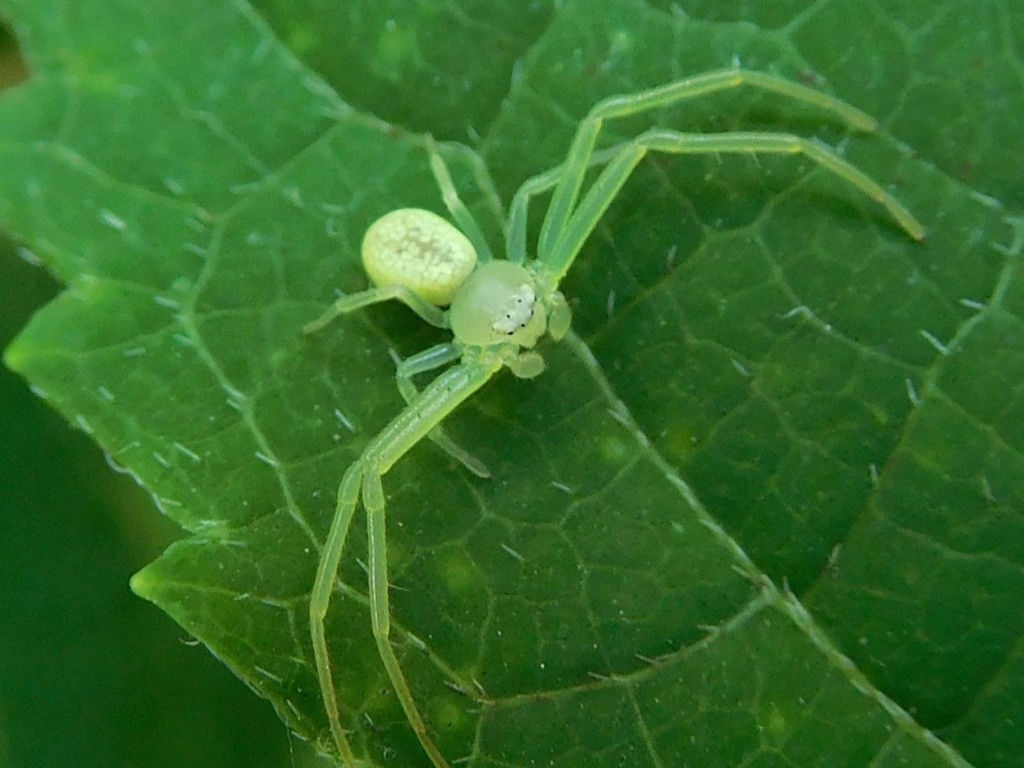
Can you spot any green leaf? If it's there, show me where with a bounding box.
[253,0,560,140]
[2,0,1022,766]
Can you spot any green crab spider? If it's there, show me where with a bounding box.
[303,68,924,767]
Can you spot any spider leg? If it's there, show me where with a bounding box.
[303,284,448,335]
[309,461,363,765]
[540,129,925,284]
[507,146,625,264]
[395,343,491,478]
[427,137,494,263]
[538,68,885,263]
[507,171,556,265]
[311,356,501,768]
[363,466,453,767]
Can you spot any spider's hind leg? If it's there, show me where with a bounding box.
[426,137,494,264]
[303,284,448,336]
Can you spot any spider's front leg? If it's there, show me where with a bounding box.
[394,343,491,477]
[308,449,459,768]
[526,68,924,287]
[540,127,924,284]
[360,461,450,767]
[309,459,364,766]
[536,68,881,262]
[311,357,502,768]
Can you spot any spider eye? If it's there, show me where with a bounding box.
[490,284,536,335]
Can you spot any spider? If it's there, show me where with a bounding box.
[303,68,924,767]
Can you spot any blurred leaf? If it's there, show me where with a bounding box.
[2,0,1022,767]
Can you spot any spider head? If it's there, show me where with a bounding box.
[449,261,548,348]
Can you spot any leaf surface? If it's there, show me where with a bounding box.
[2,0,1022,766]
